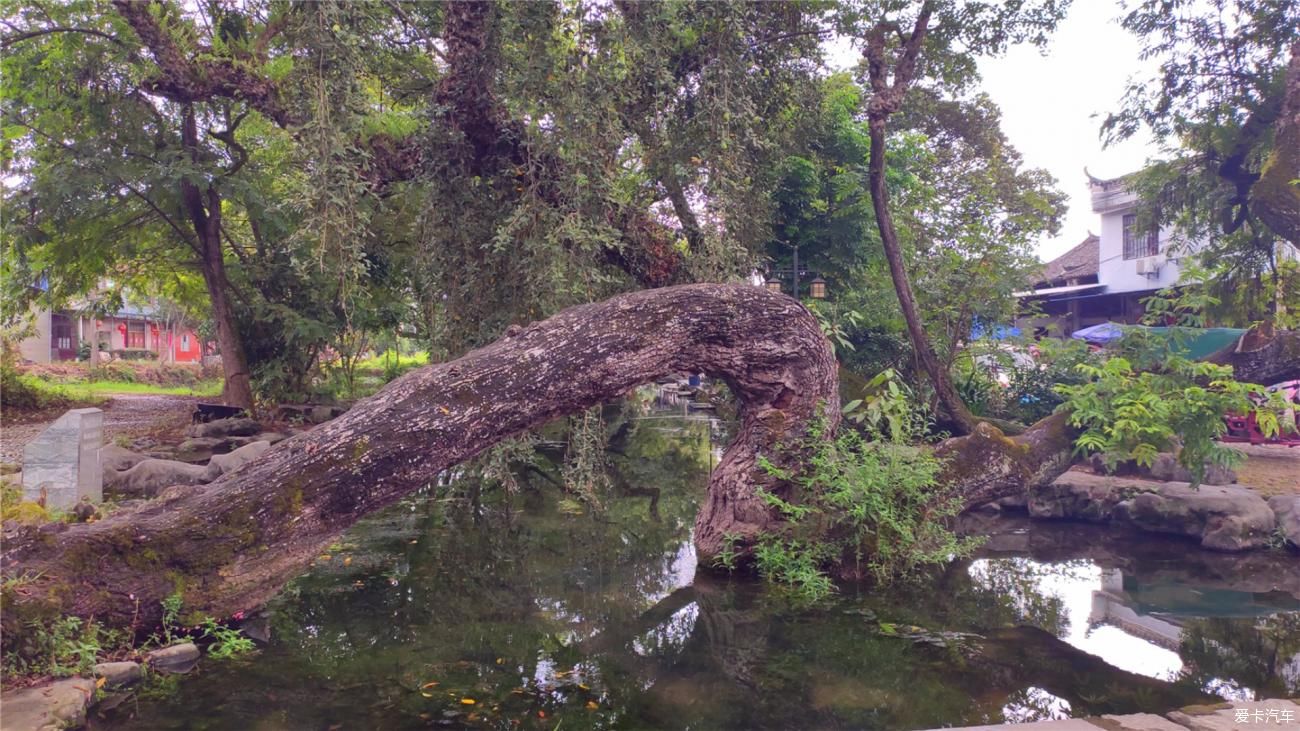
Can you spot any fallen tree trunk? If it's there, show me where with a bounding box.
[3,284,837,629]
[2,284,1074,633]
[1207,327,1300,385]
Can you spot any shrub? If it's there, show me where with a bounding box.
[751,415,979,602]
[0,363,69,412]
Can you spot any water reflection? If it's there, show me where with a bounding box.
[91,416,1300,731]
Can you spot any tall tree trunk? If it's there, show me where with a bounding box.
[866,120,979,435]
[859,2,977,435]
[2,285,1073,635]
[180,105,255,412]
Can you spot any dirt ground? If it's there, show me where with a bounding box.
[1227,443,1300,497]
[0,394,199,466]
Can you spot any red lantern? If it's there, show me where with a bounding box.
[150,324,159,335]
[117,323,127,336]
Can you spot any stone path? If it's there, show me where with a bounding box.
[929,699,1300,731]
[0,678,95,731]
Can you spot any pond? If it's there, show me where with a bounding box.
[91,415,1300,730]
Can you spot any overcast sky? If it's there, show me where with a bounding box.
[827,1,1161,263]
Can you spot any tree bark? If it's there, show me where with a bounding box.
[2,284,838,630]
[861,4,979,436]
[2,285,1077,634]
[1250,40,1300,246]
[180,105,255,412]
[1206,327,1300,384]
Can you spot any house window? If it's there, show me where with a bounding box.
[1122,214,1159,260]
[127,321,146,349]
[181,334,190,351]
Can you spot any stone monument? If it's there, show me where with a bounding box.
[22,407,103,510]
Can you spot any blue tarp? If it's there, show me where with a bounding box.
[1070,322,1126,345]
[1070,323,1247,359]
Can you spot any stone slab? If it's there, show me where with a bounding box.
[0,677,95,731]
[1167,699,1300,730]
[1100,713,1190,731]
[21,408,102,511]
[921,720,1106,730]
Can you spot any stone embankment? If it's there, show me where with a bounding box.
[930,698,1300,730]
[0,643,202,731]
[986,471,1300,552]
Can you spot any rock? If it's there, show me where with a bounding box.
[253,431,291,445]
[92,660,143,688]
[1146,453,1236,485]
[1100,713,1189,731]
[0,677,95,731]
[1269,495,1300,549]
[106,458,208,499]
[1167,698,1300,730]
[187,417,261,439]
[201,440,272,481]
[309,405,336,424]
[147,642,201,673]
[0,461,21,475]
[1032,472,1277,551]
[173,436,242,464]
[99,444,148,473]
[1028,475,1132,522]
[1088,451,1236,485]
[1113,482,1277,551]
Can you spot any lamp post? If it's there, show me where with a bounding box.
[763,245,828,300]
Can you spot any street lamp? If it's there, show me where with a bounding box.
[809,276,827,300]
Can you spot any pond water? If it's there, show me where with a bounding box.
[92,416,1300,730]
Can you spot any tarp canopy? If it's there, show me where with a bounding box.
[1070,323,1247,360]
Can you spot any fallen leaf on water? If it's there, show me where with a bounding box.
[95,677,106,689]
[421,681,440,689]
[538,710,546,718]
[496,657,504,665]
[577,683,589,691]
[343,557,352,566]
[586,701,598,710]
[318,554,331,561]
[461,698,477,705]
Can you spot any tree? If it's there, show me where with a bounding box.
[1104,1,1300,327]
[846,0,1069,434]
[1,284,1074,633]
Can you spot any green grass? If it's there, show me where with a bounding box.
[34,379,222,400]
[355,351,430,371]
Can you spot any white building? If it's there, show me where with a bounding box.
[1018,171,1296,336]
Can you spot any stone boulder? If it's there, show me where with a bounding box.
[147,642,200,674]
[0,677,95,731]
[1269,495,1300,549]
[1028,475,1129,522]
[1112,482,1276,551]
[1031,472,1276,551]
[187,417,262,439]
[172,435,258,464]
[100,444,148,473]
[202,440,272,481]
[1088,452,1236,485]
[107,459,208,499]
[93,661,143,689]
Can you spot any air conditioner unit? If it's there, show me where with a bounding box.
[1135,257,1160,278]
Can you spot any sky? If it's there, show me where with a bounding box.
[976,1,1161,261]
[827,1,1162,263]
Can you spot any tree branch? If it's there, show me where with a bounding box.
[0,26,122,50]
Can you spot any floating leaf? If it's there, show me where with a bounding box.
[586,701,598,710]
[461,698,477,705]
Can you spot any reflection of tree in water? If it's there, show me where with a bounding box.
[1178,613,1300,699]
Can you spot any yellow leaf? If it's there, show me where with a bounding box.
[96,677,107,689]
[421,681,440,689]
[496,657,504,665]
[343,557,352,566]
[461,698,477,705]
[439,406,450,414]
[318,554,331,561]
[586,701,598,710]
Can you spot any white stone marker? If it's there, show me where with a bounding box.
[22,407,103,510]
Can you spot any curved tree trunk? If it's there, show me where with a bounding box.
[1207,327,1300,385]
[1,284,1076,634]
[3,284,838,630]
